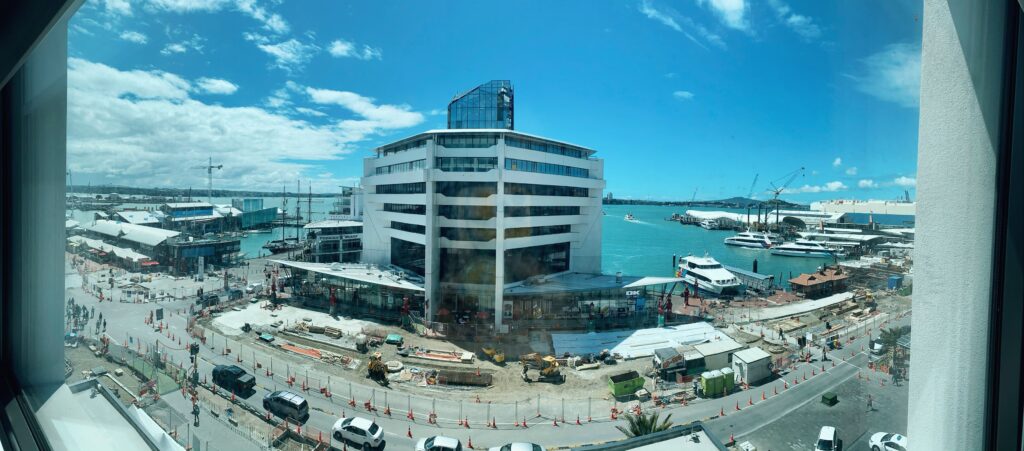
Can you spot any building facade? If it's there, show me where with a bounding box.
[361,126,605,333]
[304,219,363,263]
[447,80,514,130]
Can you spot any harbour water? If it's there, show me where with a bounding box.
[70,198,831,283]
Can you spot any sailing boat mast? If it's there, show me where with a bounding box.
[281,184,286,242]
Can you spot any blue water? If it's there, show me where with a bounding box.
[601,204,827,282]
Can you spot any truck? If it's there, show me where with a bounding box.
[212,365,256,394]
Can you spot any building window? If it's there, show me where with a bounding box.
[505,158,589,178]
[375,182,425,194]
[439,248,495,284]
[504,206,580,217]
[437,205,496,220]
[436,134,499,148]
[436,181,497,197]
[375,159,425,175]
[440,227,497,242]
[435,157,498,172]
[391,221,425,234]
[504,242,570,283]
[505,224,571,239]
[378,138,428,157]
[390,238,425,276]
[505,136,586,159]
[504,183,588,197]
[383,203,426,215]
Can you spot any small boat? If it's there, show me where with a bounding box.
[624,213,640,223]
[263,238,303,253]
[699,219,719,230]
[724,231,773,249]
[770,239,847,258]
[676,254,743,295]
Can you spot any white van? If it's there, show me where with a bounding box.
[246,282,264,294]
[815,426,841,451]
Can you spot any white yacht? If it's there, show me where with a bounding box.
[699,219,719,230]
[624,213,639,222]
[724,231,774,249]
[770,239,847,258]
[676,255,743,295]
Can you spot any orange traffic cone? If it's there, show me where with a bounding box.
[761,391,766,401]
[552,418,559,427]
[748,396,753,406]
[467,436,474,449]
[576,415,581,425]
[407,426,412,438]
[720,406,725,416]
[735,401,741,411]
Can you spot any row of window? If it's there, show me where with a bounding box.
[437,134,499,148]
[440,227,497,242]
[505,206,580,217]
[384,203,426,215]
[504,242,570,283]
[438,205,496,220]
[505,224,571,239]
[391,221,425,234]
[375,182,425,194]
[439,248,495,284]
[505,158,589,178]
[505,136,586,159]
[435,157,498,172]
[436,181,497,197]
[505,183,589,197]
[380,138,428,157]
[375,159,425,175]
[391,238,425,276]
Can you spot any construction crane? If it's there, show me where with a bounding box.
[746,174,759,200]
[766,167,805,230]
[690,188,699,205]
[190,157,223,204]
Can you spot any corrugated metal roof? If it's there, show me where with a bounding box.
[84,220,180,247]
[270,260,424,292]
[304,219,363,229]
[732,347,771,363]
[694,338,744,357]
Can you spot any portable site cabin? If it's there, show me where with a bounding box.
[652,347,686,379]
[732,346,773,386]
[694,338,745,370]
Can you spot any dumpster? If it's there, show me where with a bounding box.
[887,275,904,290]
[608,370,645,398]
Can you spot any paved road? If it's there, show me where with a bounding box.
[67,259,909,450]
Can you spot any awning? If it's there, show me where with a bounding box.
[140,261,160,266]
[623,276,686,288]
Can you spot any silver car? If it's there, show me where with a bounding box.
[488,443,546,451]
[416,435,462,451]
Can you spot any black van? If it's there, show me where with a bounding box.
[212,365,256,394]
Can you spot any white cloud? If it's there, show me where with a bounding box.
[787,181,848,193]
[327,39,383,61]
[768,0,821,40]
[257,39,319,72]
[696,0,749,31]
[305,86,425,141]
[893,176,916,187]
[160,34,204,55]
[105,0,132,16]
[858,179,878,188]
[196,77,239,95]
[295,107,327,117]
[428,109,446,116]
[66,58,385,192]
[851,43,921,108]
[845,166,857,175]
[673,90,694,100]
[236,0,289,34]
[149,0,288,34]
[832,157,842,167]
[639,0,682,32]
[148,0,231,13]
[119,31,148,44]
[664,72,677,78]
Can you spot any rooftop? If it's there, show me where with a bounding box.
[84,220,180,247]
[69,236,153,262]
[693,337,744,357]
[789,267,850,287]
[378,128,597,155]
[504,272,682,296]
[732,346,772,363]
[573,423,726,451]
[270,259,425,291]
[163,202,213,208]
[304,219,363,229]
[115,210,163,224]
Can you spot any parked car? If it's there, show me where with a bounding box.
[246,282,264,293]
[227,288,243,301]
[262,391,308,422]
[416,436,462,451]
[488,443,545,451]
[814,426,842,451]
[868,432,907,451]
[331,416,384,450]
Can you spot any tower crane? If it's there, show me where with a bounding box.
[190,157,223,204]
[746,174,759,200]
[766,167,805,230]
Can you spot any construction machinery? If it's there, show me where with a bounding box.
[481,347,506,364]
[519,353,565,383]
[367,352,389,386]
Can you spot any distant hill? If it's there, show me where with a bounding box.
[68,185,337,198]
[603,196,806,209]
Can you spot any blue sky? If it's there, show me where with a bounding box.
[68,0,922,202]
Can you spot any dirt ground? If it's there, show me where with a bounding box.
[65,343,142,405]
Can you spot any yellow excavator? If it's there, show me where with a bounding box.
[519,353,565,383]
[481,347,506,364]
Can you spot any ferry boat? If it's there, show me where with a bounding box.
[699,219,719,230]
[676,255,743,295]
[770,239,847,258]
[624,213,640,223]
[723,231,774,249]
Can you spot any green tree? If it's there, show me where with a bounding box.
[616,411,673,438]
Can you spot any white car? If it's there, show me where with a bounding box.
[331,417,384,450]
[868,432,907,451]
[246,282,263,293]
[814,426,839,451]
[416,435,462,451]
[488,443,545,451]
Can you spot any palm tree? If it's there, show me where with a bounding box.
[878,327,902,367]
[616,411,674,438]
